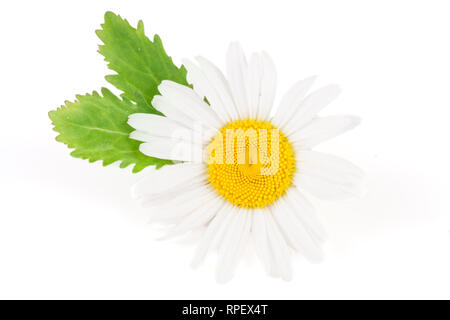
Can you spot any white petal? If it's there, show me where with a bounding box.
[129,130,155,143]
[244,51,277,121]
[209,205,239,251]
[128,113,201,143]
[264,210,293,281]
[271,76,316,128]
[131,162,206,199]
[147,185,218,222]
[196,56,240,121]
[290,115,361,148]
[295,151,364,200]
[139,178,208,209]
[162,195,226,239]
[283,85,341,136]
[191,203,234,268]
[152,95,196,126]
[139,137,203,162]
[246,53,263,120]
[152,95,217,142]
[226,42,248,119]
[143,182,210,208]
[272,197,323,262]
[216,209,252,283]
[259,52,277,120]
[284,188,327,243]
[183,58,230,123]
[158,80,223,130]
[251,210,274,275]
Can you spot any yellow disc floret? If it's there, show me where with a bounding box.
[207,120,295,209]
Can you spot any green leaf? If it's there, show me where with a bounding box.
[96,11,188,105]
[50,12,191,172]
[49,88,173,173]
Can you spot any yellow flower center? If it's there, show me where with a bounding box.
[207,120,296,208]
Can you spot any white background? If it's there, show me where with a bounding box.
[1,0,449,299]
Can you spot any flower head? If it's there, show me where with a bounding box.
[128,42,363,282]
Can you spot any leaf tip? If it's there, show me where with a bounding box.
[104,11,118,21]
[48,109,56,121]
[137,20,145,33]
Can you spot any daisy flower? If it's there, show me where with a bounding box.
[128,42,363,282]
